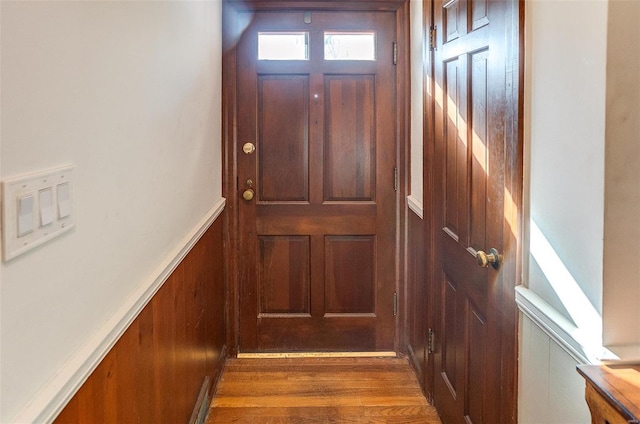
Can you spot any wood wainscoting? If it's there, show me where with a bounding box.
[405,208,429,396]
[54,217,226,424]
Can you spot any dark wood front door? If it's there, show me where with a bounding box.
[429,0,520,422]
[237,11,398,352]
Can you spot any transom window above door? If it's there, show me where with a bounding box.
[258,32,309,60]
[324,32,376,61]
[257,31,377,61]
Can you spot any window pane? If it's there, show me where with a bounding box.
[324,32,376,61]
[258,32,309,60]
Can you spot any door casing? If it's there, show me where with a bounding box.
[221,0,411,356]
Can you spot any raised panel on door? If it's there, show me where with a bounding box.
[470,0,489,30]
[444,0,461,42]
[258,236,311,315]
[324,75,376,202]
[469,49,489,252]
[443,51,488,252]
[441,275,460,398]
[258,75,309,202]
[465,302,487,423]
[324,235,376,314]
[443,57,468,242]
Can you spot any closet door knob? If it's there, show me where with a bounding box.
[476,248,501,269]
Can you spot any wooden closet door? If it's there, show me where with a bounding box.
[430,0,520,422]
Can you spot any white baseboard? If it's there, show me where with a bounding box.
[13,198,226,424]
[407,195,424,219]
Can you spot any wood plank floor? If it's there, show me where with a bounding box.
[207,357,442,423]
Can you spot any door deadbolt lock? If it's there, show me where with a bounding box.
[476,248,501,269]
[242,143,256,155]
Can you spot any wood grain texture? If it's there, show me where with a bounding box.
[430,0,521,422]
[405,211,428,393]
[222,0,241,357]
[54,218,226,424]
[325,236,375,314]
[258,75,309,202]
[324,75,375,201]
[585,384,629,424]
[259,235,311,314]
[207,357,442,423]
[578,364,640,423]
[237,9,398,353]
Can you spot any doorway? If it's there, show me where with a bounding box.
[222,1,410,354]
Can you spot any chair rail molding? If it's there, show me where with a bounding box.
[407,195,424,219]
[516,285,616,365]
[12,197,226,424]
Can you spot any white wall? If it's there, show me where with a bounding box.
[525,0,607,323]
[520,1,609,422]
[409,0,424,217]
[602,0,640,356]
[0,1,222,422]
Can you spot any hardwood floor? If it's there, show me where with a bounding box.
[207,357,442,423]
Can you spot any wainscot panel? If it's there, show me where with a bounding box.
[54,216,226,423]
[406,205,428,393]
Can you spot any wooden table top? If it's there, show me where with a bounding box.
[577,363,640,421]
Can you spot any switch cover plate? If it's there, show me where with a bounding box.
[2,165,75,261]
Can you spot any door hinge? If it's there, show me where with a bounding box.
[428,328,434,354]
[429,26,437,50]
[393,292,398,316]
[392,41,397,65]
[393,166,398,191]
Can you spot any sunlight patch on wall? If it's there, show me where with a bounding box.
[529,219,608,360]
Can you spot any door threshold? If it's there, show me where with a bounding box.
[237,351,397,359]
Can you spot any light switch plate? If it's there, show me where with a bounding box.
[2,165,75,261]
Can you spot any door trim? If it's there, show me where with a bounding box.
[222,0,411,356]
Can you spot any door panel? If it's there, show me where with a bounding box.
[324,235,376,314]
[238,11,397,352]
[430,0,517,422]
[469,49,489,251]
[324,75,376,201]
[258,236,310,315]
[258,75,309,202]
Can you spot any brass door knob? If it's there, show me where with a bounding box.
[242,188,255,201]
[477,248,500,269]
[243,143,256,155]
